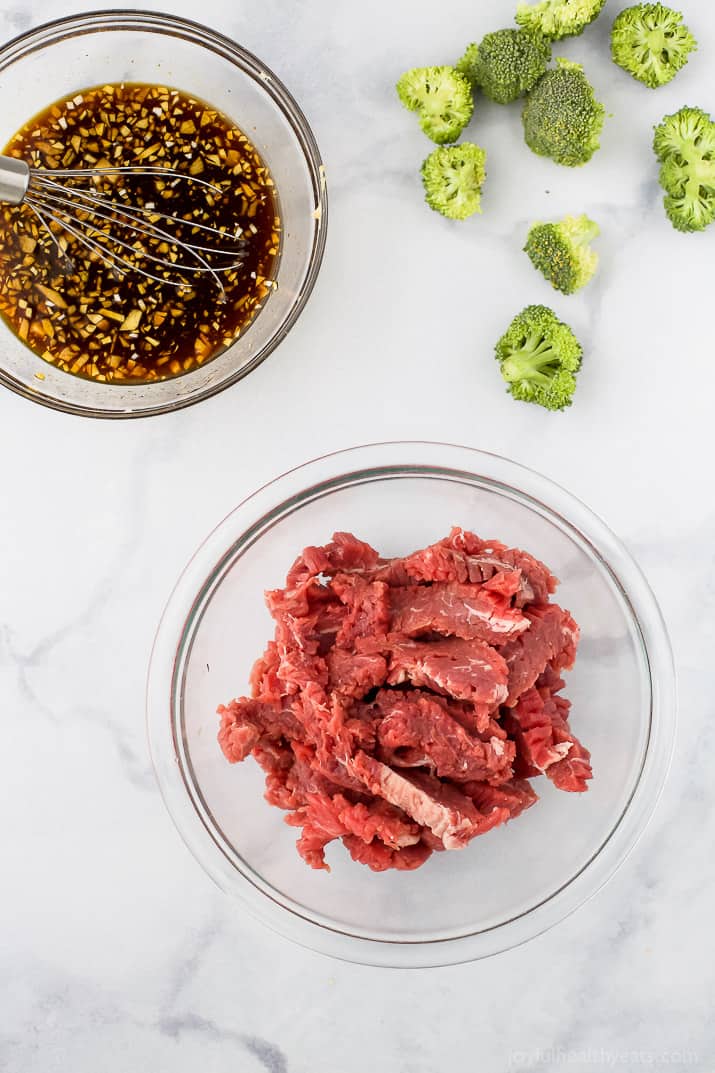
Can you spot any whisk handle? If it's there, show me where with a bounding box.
[0,155,30,205]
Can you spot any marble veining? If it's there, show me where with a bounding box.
[1,1,714,1070]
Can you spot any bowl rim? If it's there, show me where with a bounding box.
[146,441,677,967]
[0,9,328,418]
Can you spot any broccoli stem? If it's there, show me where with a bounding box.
[636,26,670,53]
[535,0,561,13]
[681,165,715,213]
[501,335,560,386]
[573,220,600,245]
[689,160,715,184]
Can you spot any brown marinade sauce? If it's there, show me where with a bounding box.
[0,83,280,382]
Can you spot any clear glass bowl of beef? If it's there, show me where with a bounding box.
[0,12,326,417]
[147,442,675,967]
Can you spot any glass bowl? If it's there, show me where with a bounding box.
[0,11,326,418]
[147,443,675,967]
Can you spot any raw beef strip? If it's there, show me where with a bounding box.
[316,533,435,591]
[218,699,361,810]
[331,573,391,647]
[343,835,433,872]
[381,635,509,712]
[265,573,332,620]
[531,663,592,789]
[292,689,382,789]
[218,698,301,763]
[415,776,536,850]
[545,729,588,789]
[443,529,557,603]
[347,751,505,850]
[290,739,369,797]
[274,640,329,695]
[409,771,516,847]
[462,777,538,819]
[394,528,555,606]
[286,790,423,870]
[285,531,382,589]
[290,683,353,758]
[361,541,533,599]
[420,691,508,740]
[325,648,388,698]
[258,737,367,812]
[503,688,571,772]
[535,663,567,695]
[502,687,592,791]
[288,821,335,870]
[311,601,351,655]
[544,736,592,792]
[388,580,529,644]
[255,736,354,813]
[249,641,282,701]
[382,532,543,609]
[286,529,556,606]
[499,716,542,780]
[368,689,515,784]
[267,590,344,657]
[501,603,580,706]
[320,531,382,572]
[401,542,515,587]
[256,742,303,811]
[540,692,592,792]
[224,707,364,807]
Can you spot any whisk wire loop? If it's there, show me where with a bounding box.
[0,154,247,293]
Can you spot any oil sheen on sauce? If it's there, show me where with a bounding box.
[0,83,281,382]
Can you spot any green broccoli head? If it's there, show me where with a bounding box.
[522,59,606,166]
[516,0,607,40]
[495,304,583,411]
[611,4,697,88]
[396,66,474,144]
[421,143,487,220]
[456,29,551,104]
[525,214,600,294]
[653,107,715,232]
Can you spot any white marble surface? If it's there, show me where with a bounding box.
[1,0,713,1069]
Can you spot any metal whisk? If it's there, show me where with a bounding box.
[0,154,247,297]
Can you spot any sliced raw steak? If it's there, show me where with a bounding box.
[347,751,503,850]
[286,789,422,870]
[388,579,529,644]
[382,635,509,711]
[367,689,514,784]
[502,687,592,792]
[501,603,580,706]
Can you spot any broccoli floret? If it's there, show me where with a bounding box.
[421,143,487,219]
[456,29,551,104]
[524,214,600,294]
[495,305,583,411]
[522,59,605,166]
[516,0,607,40]
[653,105,715,160]
[611,4,697,87]
[653,106,715,231]
[456,44,480,86]
[396,66,474,144]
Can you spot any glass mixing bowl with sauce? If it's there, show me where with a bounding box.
[0,82,281,383]
[0,12,326,416]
